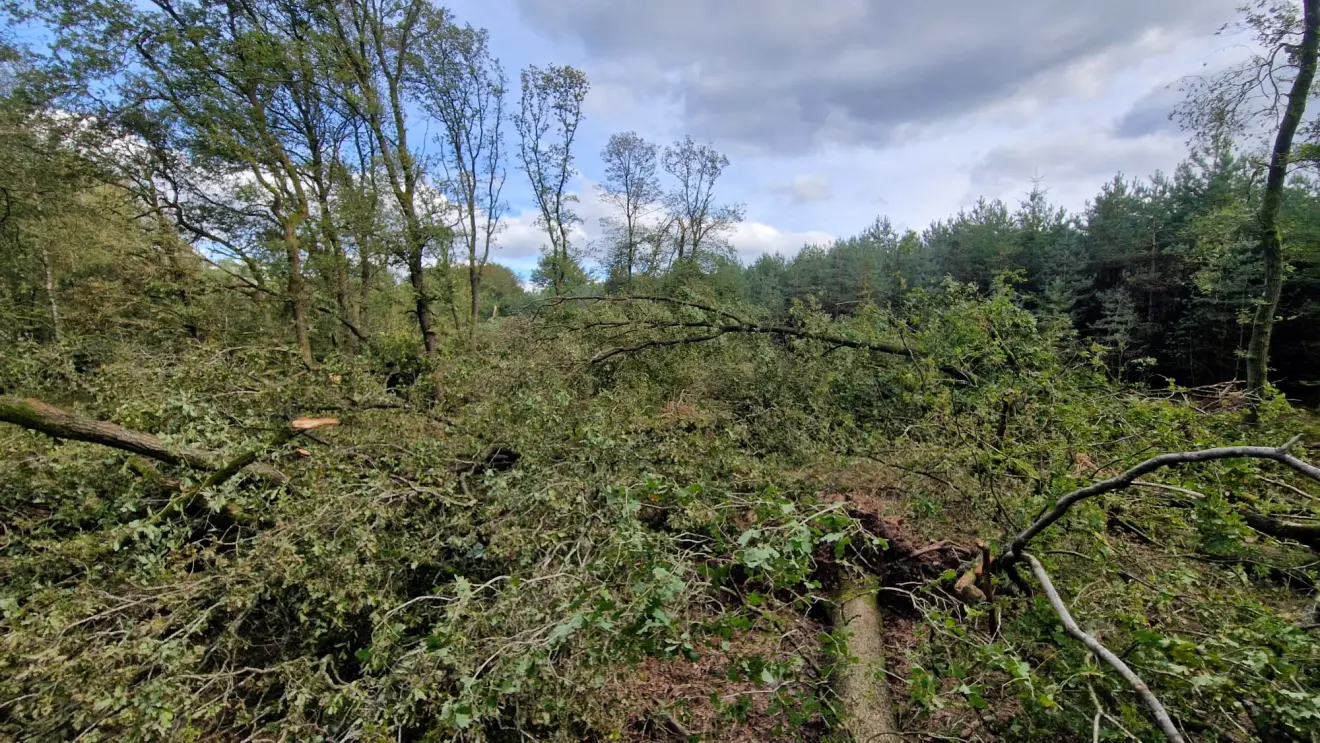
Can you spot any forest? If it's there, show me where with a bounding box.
[1,0,1319,741]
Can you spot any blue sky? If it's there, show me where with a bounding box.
[438,0,1253,278]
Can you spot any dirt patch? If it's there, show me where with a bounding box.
[600,618,828,741]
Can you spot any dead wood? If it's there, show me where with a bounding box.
[829,574,902,743]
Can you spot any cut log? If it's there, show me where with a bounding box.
[830,575,902,743]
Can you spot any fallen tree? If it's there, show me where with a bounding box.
[0,396,328,483]
[542,295,923,364]
[829,574,902,743]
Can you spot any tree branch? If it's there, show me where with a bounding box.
[998,438,1319,570]
[1023,554,1187,743]
[0,396,327,484]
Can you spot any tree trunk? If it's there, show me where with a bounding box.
[469,261,481,346]
[830,575,902,743]
[319,198,359,356]
[360,252,373,330]
[408,247,437,355]
[284,222,313,366]
[39,240,60,343]
[337,261,359,355]
[1247,0,1320,420]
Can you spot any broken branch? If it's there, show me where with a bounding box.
[998,439,1320,570]
[0,396,334,484]
[1,396,223,470]
[1023,554,1186,743]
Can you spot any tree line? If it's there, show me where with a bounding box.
[4,0,1320,406]
[741,153,1320,399]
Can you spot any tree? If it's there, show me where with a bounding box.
[661,136,745,267]
[1178,0,1320,415]
[125,0,329,365]
[598,131,661,286]
[513,64,588,295]
[323,0,454,354]
[415,17,506,340]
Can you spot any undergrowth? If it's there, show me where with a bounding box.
[1,283,1317,742]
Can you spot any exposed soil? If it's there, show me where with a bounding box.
[601,617,829,742]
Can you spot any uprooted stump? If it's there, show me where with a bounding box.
[830,574,902,743]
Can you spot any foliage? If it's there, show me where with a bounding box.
[2,2,1320,742]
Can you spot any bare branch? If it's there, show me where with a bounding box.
[1023,554,1186,743]
[999,439,1320,569]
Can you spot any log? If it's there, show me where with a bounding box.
[0,396,302,483]
[830,575,902,743]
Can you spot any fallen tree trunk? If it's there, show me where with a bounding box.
[830,575,902,743]
[543,295,965,375]
[1242,511,1320,551]
[0,396,293,482]
[1,396,223,469]
[1133,480,1320,552]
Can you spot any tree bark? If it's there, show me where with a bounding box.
[829,575,902,743]
[1247,0,1320,420]
[284,221,314,366]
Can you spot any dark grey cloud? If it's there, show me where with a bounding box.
[1114,83,1185,138]
[515,0,1238,153]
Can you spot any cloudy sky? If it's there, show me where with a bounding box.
[440,0,1252,276]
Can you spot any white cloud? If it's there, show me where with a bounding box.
[772,174,833,205]
[730,222,833,263]
[487,173,830,275]
[968,130,1185,207]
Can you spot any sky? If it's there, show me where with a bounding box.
[438,0,1260,278]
